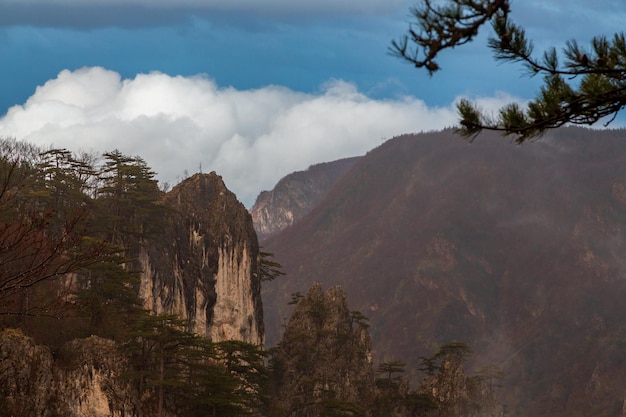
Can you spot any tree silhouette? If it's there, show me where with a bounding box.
[0,144,109,318]
[392,0,626,141]
[123,313,255,417]
[259,250,286,282]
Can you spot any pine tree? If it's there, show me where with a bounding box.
[259,250,286,282]
[0,141,109,320]
[74,259,144,340]
[123,313,258,417]
[391,0,626,140]
[97,150,164,246]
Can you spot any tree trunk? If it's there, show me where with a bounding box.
[158,346,164,417]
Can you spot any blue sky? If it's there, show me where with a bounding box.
[0,0,622,206]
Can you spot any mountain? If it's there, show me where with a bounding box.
[260,127,626,417]
[139,172,264,344]
[251,157,359,241]
[0,170,265,417]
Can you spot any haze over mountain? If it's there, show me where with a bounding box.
[257,127,626,417]
[251,157,359,241]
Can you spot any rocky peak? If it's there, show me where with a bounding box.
[138,172,264,345]
[271,284,374,416]
[421,356,502,417]
[251,158,359,241]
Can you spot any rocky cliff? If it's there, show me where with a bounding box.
[269,284,501,417]
[0,328,139,417]
[421,356,502,417]
[271,284,375,417]
[251,158,359,241]
[138,172,264,345]
[0,172,265,417]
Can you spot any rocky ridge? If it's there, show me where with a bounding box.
[271,284,375,416]
[251,158,359,241]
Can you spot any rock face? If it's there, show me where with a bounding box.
[421,357,502,417]
[138,173,264,345]
[271,284,375,417]
[251,158,359,241]
[0,328,139,417]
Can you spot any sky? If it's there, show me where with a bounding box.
[0,0,623,207]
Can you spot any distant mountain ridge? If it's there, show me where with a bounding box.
[259,127,626,417]
[250,157,359,241]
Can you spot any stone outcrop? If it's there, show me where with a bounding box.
[0,328,139,417]
[138,172,264,345]
[421,357,502,417]
[271,284,375,417]
[251,158,359,241]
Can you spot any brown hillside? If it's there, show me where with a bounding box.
[251,157,359,241]
[262,127,626,417]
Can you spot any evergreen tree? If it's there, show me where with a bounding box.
[376,361,406,391]
[391,0,626,140]
[123,313,255,417]
[259,250,286,282]
[214,340,271,415]
[123,313,205,417]
[97,150,164,246]
[0,142,109,320]
[74,259,144,340]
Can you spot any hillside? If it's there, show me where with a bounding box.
[251,157,360,241]
[261,127,626,417]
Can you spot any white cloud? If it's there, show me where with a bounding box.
[0,67,520,207]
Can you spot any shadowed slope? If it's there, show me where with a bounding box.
[262,127,626,417]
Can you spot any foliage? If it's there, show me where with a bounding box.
[96,150,165,246]
[259,250,286,282]
[0,142,111,320]
[0,140,273,416]
[392,0,626,140]
[350,310,370,329]
[74,259,144,340]
[271,286,375,417]
[0,142,165,341]
[418,341,474,377]
[123,313,267,417]
[375,361,406,390]
[288,291,304,305]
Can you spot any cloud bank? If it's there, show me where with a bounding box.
[0,0,412,28]
[0,67,517,207]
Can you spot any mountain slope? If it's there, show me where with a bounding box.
[261,127,626,417]
[251,157,359,241]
